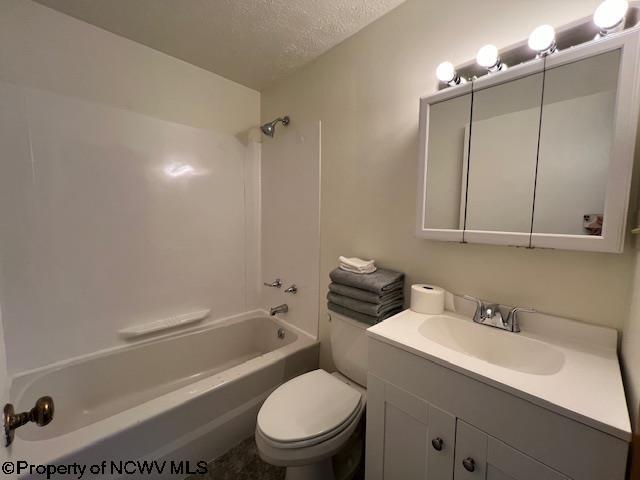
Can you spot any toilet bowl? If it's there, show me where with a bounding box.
[256,312,369,480]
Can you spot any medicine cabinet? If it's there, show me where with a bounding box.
[417,29,640,252]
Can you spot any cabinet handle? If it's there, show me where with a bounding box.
[431,437,444,451]
[462,457,476,472]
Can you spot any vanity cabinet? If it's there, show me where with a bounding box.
[416,28,640,252]
[366,338,628,480]
[367,375,567,480]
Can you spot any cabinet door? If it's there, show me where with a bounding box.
[366,375,456,480]
[454,420,567,480]
[530,31,640,253]
[463,71,543,247]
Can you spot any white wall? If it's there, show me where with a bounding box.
[260,0,635,370]
[623,252,640,431]
[0,1,261,373]
[0,0,258,136]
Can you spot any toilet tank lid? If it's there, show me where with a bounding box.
[257,369,362,443]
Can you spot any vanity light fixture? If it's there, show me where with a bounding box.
[594,0,629,36]
[436,61,466,86]
[476,44,505,73]
[528,25,557,57]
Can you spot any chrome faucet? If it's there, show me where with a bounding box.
[463,295,534,333]
[270,304,289,316]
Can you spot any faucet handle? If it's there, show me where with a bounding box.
[264,278,282,289]
[463,295,482,307]
[463,295,484,322]
[506,306,536,332]
[508,306,536,316]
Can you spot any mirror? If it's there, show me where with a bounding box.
[465,73,544,234]
[417,31,639,253]
[533,50,620,236]
[423,93,472,230]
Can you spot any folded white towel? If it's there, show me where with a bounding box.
[338,256,377,274]
[340,264,377,274]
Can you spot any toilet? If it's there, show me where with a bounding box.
[255,312,368,480]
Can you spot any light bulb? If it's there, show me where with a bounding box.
[476,44,503,72]
[528,25,557,56]
[436,62,456,83]
[435,61,466,86]
[594,0,628,32]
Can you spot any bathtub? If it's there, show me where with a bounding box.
[2,311,318,479]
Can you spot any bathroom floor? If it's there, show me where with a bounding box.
[186,437,285,480]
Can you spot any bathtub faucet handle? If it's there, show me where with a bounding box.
[263,278,282,289]
[4,396,54,447]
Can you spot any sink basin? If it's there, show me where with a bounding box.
[418,315,565,375]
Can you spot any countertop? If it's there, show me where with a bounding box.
[367,308,632,441]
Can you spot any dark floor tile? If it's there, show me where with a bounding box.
[186,437,285,480]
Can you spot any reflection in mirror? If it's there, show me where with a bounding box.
[465,73,544,233]
[424,94,472,230]
[533,50,620,236]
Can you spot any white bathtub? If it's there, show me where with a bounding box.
[3,311,318,479]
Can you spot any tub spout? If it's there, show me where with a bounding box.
[270,304,288,316]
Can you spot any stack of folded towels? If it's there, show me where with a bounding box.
[327,256,404,325]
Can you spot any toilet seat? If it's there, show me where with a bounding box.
[257,369,363,449]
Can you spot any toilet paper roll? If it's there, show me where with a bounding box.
[410,284,445,315]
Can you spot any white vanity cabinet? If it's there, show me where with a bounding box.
[365,336,629,480]
[367,374,568,480]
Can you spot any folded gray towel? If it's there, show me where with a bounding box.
[329,267,404,294]
[327,292,404,317]
[329,283,403,304]
[328,302,402,326]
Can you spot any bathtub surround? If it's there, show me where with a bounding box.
[261,120,321,339]
[260,0,635,370]
[0,83,261,373]
[0,0,263,374]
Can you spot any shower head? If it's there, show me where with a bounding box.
[260,116,290,137]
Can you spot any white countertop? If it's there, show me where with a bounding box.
[367,308,632,441]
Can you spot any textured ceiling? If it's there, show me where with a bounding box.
[34,0,407,90]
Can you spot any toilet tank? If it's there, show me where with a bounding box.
[329,312,368,387]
